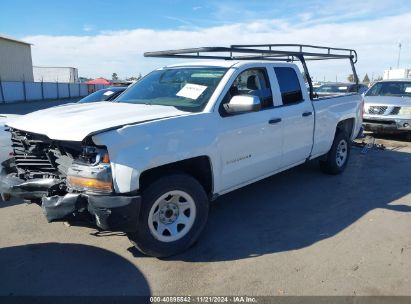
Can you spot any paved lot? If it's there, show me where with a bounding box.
[0,133,410,296]
[0,98,80,115]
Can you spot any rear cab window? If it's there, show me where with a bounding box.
[274,67,304,105]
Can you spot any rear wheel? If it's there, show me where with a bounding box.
[127,173,209,257]
[320,130,351,175]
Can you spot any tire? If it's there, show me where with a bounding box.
[319,130,351,175]
[127,173,209,257]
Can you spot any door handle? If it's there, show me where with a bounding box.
[269,118,282,124]
[302,111,313,117]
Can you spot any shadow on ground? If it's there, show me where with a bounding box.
[131,147,411,262]
[367,131,411,143]
[0,197,24,209]
[0,243,150,296]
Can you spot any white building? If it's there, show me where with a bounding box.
[33,66,79,83]
[383,68,411,80]
[0,34,34,82]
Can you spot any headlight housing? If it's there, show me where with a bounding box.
[66,146,113,194]
[399,107,411,116]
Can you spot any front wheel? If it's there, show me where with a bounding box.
[127,173,209,257]
[319,130,351,175]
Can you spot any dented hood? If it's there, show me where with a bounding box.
[6,102,188,141]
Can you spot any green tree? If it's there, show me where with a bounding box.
[78,77,91,83]
[347,74,355,82]
[112,73,119,81]
[363,74,370,83]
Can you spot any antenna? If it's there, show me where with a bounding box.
[397,40,402,69]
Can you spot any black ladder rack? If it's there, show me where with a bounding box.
[144,44,359,100]
[145,44,357,62]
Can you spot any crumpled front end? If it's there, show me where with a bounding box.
[0,128,141,232]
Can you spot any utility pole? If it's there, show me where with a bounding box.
[397,41,402,69]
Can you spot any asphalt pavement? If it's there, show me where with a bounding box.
[0,98,80,115]
[0,134,410,297]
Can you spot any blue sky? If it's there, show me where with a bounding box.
[2,0,409,36]
[1,0,411,80]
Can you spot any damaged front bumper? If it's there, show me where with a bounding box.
[0,171,141,232]
[0,171,61,199]
[42,192,141,231]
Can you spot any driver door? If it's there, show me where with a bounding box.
[216,67,284,193]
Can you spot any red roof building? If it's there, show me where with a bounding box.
[85,77,112,85]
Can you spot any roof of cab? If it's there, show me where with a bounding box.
[162,60,295,69]
[163,60,238,69]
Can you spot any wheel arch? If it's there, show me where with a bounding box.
[336,117,355,138]
[139,156,214,197]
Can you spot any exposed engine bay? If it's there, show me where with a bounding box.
[2,128,112,199]
[0,128,139,231]
[8,128,77,197]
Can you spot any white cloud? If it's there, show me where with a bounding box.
[82,24,94,32]
[24,12,411,81]
[298,13,313,22]
[164,16,199,29]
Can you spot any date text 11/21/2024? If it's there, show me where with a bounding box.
[149,296,257,303]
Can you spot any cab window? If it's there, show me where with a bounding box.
[220,68,273,114]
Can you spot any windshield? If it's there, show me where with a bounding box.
[115,67,227,112]
[78,89,120,103]
[366,82,411,97]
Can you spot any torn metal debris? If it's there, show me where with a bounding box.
[353,135,386,154]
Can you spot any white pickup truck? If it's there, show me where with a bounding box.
[0,45,363,257]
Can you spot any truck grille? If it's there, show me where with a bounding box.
[368,106,387,115]
[10,129,58,175]
[390,107,401,115]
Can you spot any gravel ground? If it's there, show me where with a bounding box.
[0,134,410,297]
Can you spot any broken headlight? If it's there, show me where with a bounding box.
[66,146,113,194]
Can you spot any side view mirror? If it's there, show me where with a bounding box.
[224,95,261,114]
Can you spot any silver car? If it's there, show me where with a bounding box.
[363,79,411,133]
[315,82,368,97]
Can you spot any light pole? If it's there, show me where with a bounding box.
[397,41,402,69]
